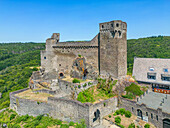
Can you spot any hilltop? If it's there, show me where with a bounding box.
[0,36,170,109]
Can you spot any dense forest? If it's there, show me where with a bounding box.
[0,36,170,110]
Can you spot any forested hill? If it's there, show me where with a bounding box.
[127,36,170,73]
[0,36,170,109]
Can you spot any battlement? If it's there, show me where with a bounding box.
[99,20,127,38]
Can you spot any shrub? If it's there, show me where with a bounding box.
[115,110,120,115]
[119,108,126,115]
[73,78,80,83]
[108,115,111,118]
[103,102,106,107]
[115,116,121,124]
[83,83,87,87]
[32,67,38,71]
[115,123,125,128]
[78,85,81,88]
[10,113,16,120]
[12,124,21,128]
[78,54,82,58]
[125,110,132,118]
[88,82,92,85]
[113,113,117,116]
[56,120,62,125]
[144,123,150,128]
[128,123,135,128]
[69,121,74,126]
[60,124,69,128]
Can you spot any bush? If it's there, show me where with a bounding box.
[83,83,87,87]
[115,123,125,128]
[144,123,150,128]
[60,124,69,128]
[78,85,81,88]
[56,120,62,125]
[125,110,132,118]
[78,54,82,58]
[108,115,111,118]
[115,116,121,124]
[128,123,135,128]
[32,67,38,71]
[73,78,80,83]
[119,108,126,115]
[10,113,16,120]
[69,121,74,126]
[12,124,21,128]
[115,110,120,115]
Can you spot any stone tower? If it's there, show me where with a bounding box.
[99,20,127,79]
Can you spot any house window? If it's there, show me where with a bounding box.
[44,57,46,59]
[161,74,170,81]
[149,67,154,71]
[156,115,158,121]
[163,68,168,72]
[151,113,153,119]
[146,112,148,116]
[147,73,156,80]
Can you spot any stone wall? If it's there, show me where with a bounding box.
[10,89,118,128]
[119,97,170,128]
[10,88,51,116]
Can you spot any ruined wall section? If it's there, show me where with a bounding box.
[10,88,52,116]
[89,97,117,127]
[50,34,99,78]
[119,97,170,128]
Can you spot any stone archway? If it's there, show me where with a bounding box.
[163,118,170,128]
[137,109,143,119]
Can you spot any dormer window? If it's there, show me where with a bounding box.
[163,68,168,72]
[149,67,154,71]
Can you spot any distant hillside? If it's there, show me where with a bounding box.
[127,36,170,74]
[0,36,170,109]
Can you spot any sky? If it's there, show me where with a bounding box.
[0,0,170,42]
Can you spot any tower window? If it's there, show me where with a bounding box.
[156,115,158,121]
[44,57,46,59]
[116,23,119,27]
[111,24,113,27]
[151,113,153,119]
[102,25,104,28]
[59,64,61,66]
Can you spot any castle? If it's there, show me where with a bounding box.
[9,20,170,128]
[40,20,127,80]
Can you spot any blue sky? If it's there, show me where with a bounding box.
[0,0,170,42]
